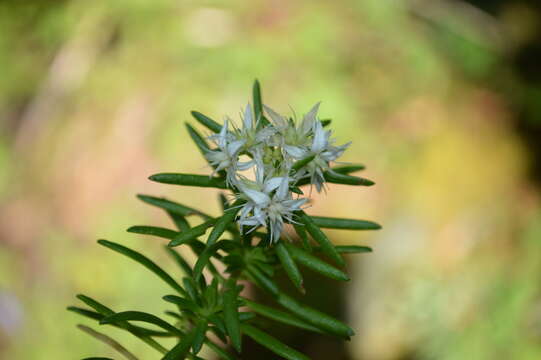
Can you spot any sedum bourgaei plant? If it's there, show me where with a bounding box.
[68,80,380,360]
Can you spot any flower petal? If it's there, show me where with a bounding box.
[242,188,270,206]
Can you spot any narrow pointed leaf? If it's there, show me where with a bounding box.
[77,324,139,360]
[334,245,372,253]
[167,212,191,232]
[68,307,171,337]
[296,170,372,187]
[276,292,354,338]
[243,299,322,334]
[76,294,115,316]
[75,295,168,354]
[127,226,177,240]
[275,241,304,292]
[246,264,279,296]
[324,172,374,186]
[292,154,315,172]
[285,243,349,281]
[320,119,331,127]
[193,241,231,282]
[205,340,235,360]
[239,312,256,321]
[162,328,197,360]
[241,324,309,360]
[162,295,198,313]
[206,204,242,247]
[101,311,182,336]
[253,80,263,121]
[290,186,304,195]
[186,123,211,154]
[297,212,344,266]
[310,216,381,230]
[169,218,217,247]
[223,277,242,352]
[137,194,207,218]
[192,321,207,354]
[97,240,186,296]
[165,247,193,276]
[191,111,222,133]
[149,173,227,189]
[182,278,199,303]
[253,79,270,127]
[331,164,365,174]
[293,223,311,251]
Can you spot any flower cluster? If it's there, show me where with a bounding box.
[205,103,350,243]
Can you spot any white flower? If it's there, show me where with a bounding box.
[264,103,319,158]
[206,120,253,186]
[296,116,351,191]
[233,104,275,156]
[202,98,350,241]
[237,176,307,243]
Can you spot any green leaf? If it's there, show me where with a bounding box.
[167,212,191,232]
[192,321,208,354]
[68,307,171,337]
[311,245,373,254]
[253,79,270,127]
[127,226,177,240]
[246,264,279,296]
[297,212,344,266]
[165,247,193,276]
[101,311,182,336]
[293,223,311,251]
[162,295,198,313]
[239,312,256,322]
[243,299,322,334]
[333,245,372,253]
[275,241,304,293]
[320,119,332,127]
[324,172,374,186]
[182,278,199,303]
[204,278,219,309]
[218,193,229,212]
[290,186,304,195]
[162,328,197,360]
[193,241,231,282]
[310,216,381,230]
[291,154,315,172]
[253,80,263,120]
[331,164,365,174]
[76,294,115,316]
[149,173,227,189]
[223,277,242,352]
[191,111,222,133]
[241,324,309,360]
[137,194,206,218]
[186,123,211,154]
[169,218,217,247]
[207,204,242,247]
[205,340,235,360]
[295,170,372,187]
[276,293,354,338]
[77,324,139,360]
[284,243,349,281]
[74,295,168,354]
[97,240,186,296]
[67,306,103,321]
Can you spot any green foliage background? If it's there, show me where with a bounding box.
[1,0,541,359]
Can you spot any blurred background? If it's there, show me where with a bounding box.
[1,0,541,359]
